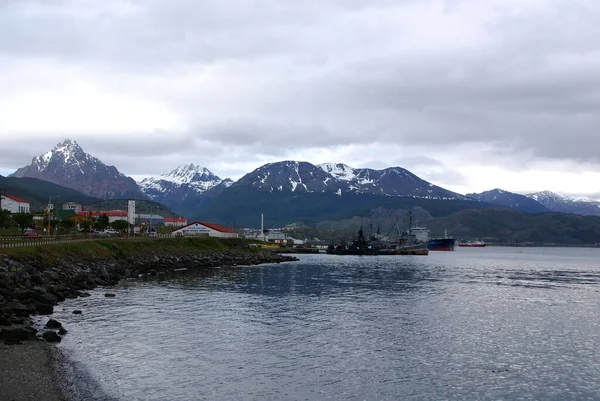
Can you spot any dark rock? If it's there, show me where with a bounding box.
[54,292,66,302]
[94,278,107,286]
[24,289,58,305]
[0,326,38,344]
[42,330,61,343]
[10,302,32,317]
[104,293,116,298]
[43,269,61,282]
[0,314,11,326]
[99,266,110,280]
[78,291,91,297]
[72,310,82,314]
[58,327,68,335]
[29,300,54,315]
[45,319,63,329]
[73,271,94,285]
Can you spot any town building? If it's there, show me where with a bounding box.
[135,214,165,226]
[62,202,85,213]
[0,194,30,213]
[77,210,129,224]
[172,222,238,238]
[165,217,188,227]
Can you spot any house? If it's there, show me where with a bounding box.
[172,221,238,238]
[0,194,30,213]
[62,202,85,213]
[165,217,188,227]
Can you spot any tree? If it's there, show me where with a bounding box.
[61,219,76,231]
[13,212,34,233]
[97,214,109,230]
[111,220,129,231]
[0,210,12,228]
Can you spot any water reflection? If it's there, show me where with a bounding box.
[146,255,435,298]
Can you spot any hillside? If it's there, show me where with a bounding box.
[192,187,499,228]
[0,175,98,212]
[309,208,600,245]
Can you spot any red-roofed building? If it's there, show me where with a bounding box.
[77,210,128,223]
[172,221,238,238]
[165,217,187,227]
[1,194,30,213]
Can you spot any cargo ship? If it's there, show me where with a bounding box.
[427,230,456,251]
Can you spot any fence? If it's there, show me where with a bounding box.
[0,232,176,249]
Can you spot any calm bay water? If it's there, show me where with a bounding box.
[50,247,600,400]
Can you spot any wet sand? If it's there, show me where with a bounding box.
[0,342,65,401]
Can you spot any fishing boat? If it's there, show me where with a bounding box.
[393,212,429,255]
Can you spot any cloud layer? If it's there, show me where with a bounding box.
[1,0,599,196]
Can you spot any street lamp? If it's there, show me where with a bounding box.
[47,195,60,234]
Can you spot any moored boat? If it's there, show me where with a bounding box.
[326,226,378,255]
[427,230,456,251]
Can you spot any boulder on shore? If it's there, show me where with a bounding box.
[42,330,61,343]
[44,319,63,329]
[0,326,38,344]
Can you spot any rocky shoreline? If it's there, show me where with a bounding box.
[0,249,298,344]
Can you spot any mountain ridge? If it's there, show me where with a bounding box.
[138,163,233,209]
[466,188,550,213]
[10,139,147,200]
[526,190,600,216]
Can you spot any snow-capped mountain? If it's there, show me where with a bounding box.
[138,164,232,205]
[233,161,465,199]
[10,139,146,199]
[466,189,549,213]
[527,191,600,216]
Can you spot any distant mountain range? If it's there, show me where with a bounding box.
[527,190,600,216]
[466,189,600,217]
[5,139,600,243]
[466,189,550,213]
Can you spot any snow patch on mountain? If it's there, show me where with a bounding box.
[318,163,356,181]
[138,164,230,200]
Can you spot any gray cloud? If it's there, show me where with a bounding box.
[1,0,600,195]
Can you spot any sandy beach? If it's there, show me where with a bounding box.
[0,341,65,401]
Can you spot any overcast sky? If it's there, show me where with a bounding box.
[1,0,599,199]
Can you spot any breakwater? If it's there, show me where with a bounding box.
[0,238,298,344]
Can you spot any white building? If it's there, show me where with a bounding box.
[62,202,85,212]
[172,221,238,238]
[0,194,30,213]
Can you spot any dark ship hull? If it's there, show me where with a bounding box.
[427,238,456,251]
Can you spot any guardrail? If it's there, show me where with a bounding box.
[0,233,176,249]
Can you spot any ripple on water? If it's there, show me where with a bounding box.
[47,248,600,401]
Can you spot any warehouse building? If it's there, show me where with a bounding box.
[172,222,238,238]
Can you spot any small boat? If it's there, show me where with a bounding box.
[457,240,486,247]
